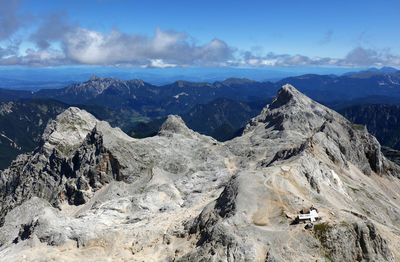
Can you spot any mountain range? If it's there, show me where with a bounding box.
[0,85,399,261]
[1,70,400,119]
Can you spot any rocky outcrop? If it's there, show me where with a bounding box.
[158,115,196,138]
[313,221,394,262]
[0,108,104,220]
[0,84,399,261]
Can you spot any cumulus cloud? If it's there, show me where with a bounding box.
[62,27,233,67]
[340,47,392,67]
[0,48,66,66]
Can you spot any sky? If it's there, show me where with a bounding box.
[0,0,399,69]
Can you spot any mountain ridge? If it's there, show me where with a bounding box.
[2,71,400,120]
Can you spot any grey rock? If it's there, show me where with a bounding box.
[313,221,394,262]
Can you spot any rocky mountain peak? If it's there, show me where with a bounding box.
[41,107,98,156]
[88,75,105,81]
[127,79,146,87]
[63,77,127,98]
[270,83,312,109]
[158,115,194,137]
[236,83,398,177]
[244,84,339,135]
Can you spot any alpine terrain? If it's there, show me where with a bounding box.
[0,84,399,261]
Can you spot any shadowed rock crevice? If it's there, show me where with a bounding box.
[215,177,239,218]
[13,220,38,244]
[264,141,309,167]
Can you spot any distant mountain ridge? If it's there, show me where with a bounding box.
[343,66,399,76]
[30,77,278,118]
[1,70,400,119]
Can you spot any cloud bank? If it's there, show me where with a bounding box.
[238,47,400,68]
[62,28,232,67]
[0,0,399,68]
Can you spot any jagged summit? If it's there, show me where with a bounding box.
[63,77,122,97]
[41,107,98,156]
[270,83,309,108]
[236,83,397,177]
[127,78,146,87]
[87,76,145,86]
[57,77,150,104]
[88,75,105,81]
[158,115,194,137]
[244,84,341,135]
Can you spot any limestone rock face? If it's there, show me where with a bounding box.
[41,107,98,156]
[313,220,394,262]
[0,84,400,261]
[158,115,197,138]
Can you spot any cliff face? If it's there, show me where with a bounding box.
[0,84,399,261]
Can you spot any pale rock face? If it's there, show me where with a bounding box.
[158,115,197,138]
[0,84,400,261]
[42,107,98,156]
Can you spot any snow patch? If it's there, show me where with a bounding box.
[324,169,349,196]
[173,92,188,99]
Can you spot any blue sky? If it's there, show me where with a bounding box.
[0,0,399,69]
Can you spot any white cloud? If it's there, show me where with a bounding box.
[60,27,232,67]
[145,59,177,69]
[238,47,400,68]
[0,48,66,66]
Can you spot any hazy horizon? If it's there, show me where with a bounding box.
[1,65,398,90]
